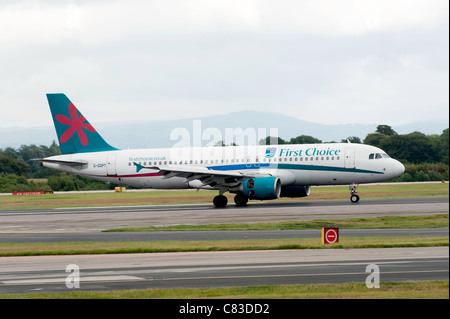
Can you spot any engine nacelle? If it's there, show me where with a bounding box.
[242,177,281,200]
[280,185,311,198]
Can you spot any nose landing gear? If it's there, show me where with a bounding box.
[349,183,360,203]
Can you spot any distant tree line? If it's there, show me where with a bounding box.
[0,141,115,192]
[0,125,448,192]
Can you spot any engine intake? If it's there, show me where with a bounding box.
[242,177,281,200]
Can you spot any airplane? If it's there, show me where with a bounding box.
[34,93,405,207]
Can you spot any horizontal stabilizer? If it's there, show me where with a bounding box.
[31,158,88,167]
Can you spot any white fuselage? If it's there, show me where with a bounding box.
[43,143,405,190]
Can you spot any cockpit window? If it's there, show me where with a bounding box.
[370,153,391,160]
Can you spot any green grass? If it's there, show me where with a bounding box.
[0,236,448,257]
[0,182,448,210]
[106,214,449,232]
[1,281,448,299]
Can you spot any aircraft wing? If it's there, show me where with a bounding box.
[133,162,267,188]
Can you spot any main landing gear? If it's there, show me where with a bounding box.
[213,192,249,208]
[233,193,248,207]
[213,195,228,208]
[349,183,360,203]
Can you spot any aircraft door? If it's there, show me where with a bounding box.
[344,147,355,169]
[106,154,117,176]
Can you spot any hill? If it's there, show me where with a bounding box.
[1,111,448,149]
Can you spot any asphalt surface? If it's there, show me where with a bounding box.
[0,247,447,294]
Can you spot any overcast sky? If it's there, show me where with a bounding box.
[0,0,448,128]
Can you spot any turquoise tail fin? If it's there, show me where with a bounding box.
[46,93,118,154]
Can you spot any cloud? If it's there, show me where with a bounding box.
[0,0,448,128]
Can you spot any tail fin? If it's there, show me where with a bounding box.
[46,93,118,154]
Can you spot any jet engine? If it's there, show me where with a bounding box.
[242,177,281,200]
[280,185,311,198]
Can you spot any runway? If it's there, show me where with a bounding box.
[0,197,448,232]
[0,247,447,294]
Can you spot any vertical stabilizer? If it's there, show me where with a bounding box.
[46,93,118,154]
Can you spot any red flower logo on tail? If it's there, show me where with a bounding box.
[55,103,96,146]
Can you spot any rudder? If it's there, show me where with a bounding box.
[46,93,117,154]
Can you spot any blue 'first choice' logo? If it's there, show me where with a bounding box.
[265,147,276,158]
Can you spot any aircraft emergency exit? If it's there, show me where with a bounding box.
[34,94,405,207]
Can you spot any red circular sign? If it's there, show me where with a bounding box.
[325,229,338,244]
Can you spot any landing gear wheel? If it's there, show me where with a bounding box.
[234,193,248,206]
[350,194,360,203]
[213,195,228,208]
[349,183,360,203]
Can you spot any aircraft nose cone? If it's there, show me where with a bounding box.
[393,160,405,177]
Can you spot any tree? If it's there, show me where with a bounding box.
[0,156,31,176]
[363,133,389,148]
[438,129,449,164]
[382,132,433,163]
[376,125,397,136]
[259,136,287,145]
[288,135,322,144]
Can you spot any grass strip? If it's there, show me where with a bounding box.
[0,236,448,257]
[1,281,448,299]
[105,214,449,232]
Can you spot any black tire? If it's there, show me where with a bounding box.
[213,195,228,208]
[234,193,248,206]
[350,194,360,203]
